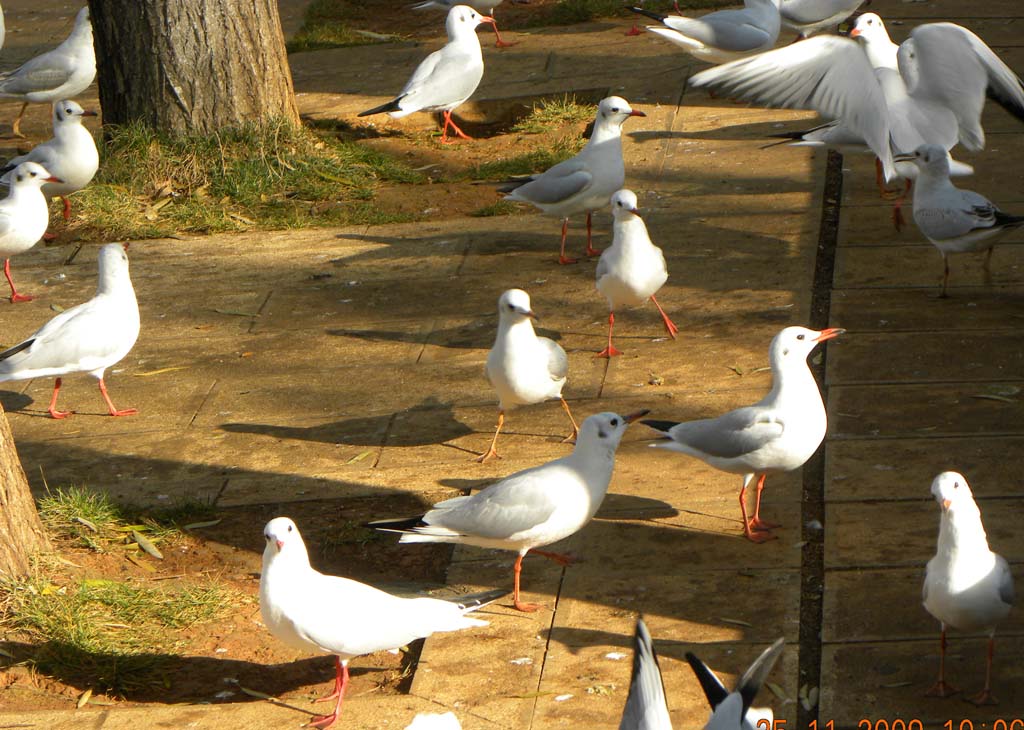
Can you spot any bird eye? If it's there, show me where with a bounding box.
[508,303,515,310]
[796,334,805,340]
[15,175,21,182]
[953,482,960,489]
[29,172,36,177]
[264,534,270,541]
[610,418,619,427]
[287,524,293,532]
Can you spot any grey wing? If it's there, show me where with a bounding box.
[595,253,611,283]
[398,49,444,97]
[664,12,772,51]
[3,302,124,373]
[780,0,861,25]
[0,208,17,238]
[507,167,592,206]
[0,51,74,95]
[689,36,895,179]
[736,638,785,715]
[426,468,560,539]
[540,337,568,382]
[996,554,1015,606]
[400,47,481,110]
[619,619,673,730]
[669,407,785,459]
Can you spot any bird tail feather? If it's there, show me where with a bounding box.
[358,97,404,117]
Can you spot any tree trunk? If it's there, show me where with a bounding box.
[0,404,49,577]
[88,0,300,135]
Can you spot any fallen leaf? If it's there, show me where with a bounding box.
[345,450,374,465]
[240,687,276,700]
[719,617,753,628]
[126,553,157,572]
[132,530,164,560]
[0,647,15,659]
[971,394,1017,403]
[227,212,255,226]
[766,681,788,701]
[77,689,92,709]
[133,366,189,377]
[880,681,913,689]
[73,516,98,532]
[213,308,259,318]
[728,365,744,376]
[50,303,65,313]
[183,519,222,531]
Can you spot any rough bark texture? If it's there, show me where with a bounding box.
[88,0,300,135]
[0,404,49,577]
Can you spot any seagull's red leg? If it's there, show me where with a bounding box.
[595,311,623,358]
[11,103,27,138]
[440,111,472,144]
[531,548,577,566]
[559,397,579,443]
[650,295,679,338]
[749,474,780,530]
[512,553,541,612]
[740,475,775,543]
[925,626,960,697]
[4,258,31,303]
[625,23,642,36]
[313,656,345,703]
[558,218,577,265]
[967,636,999,706]
[490,19,515,47]
[584,212,600,257]
[98,378,138,417]
[61,196,72,221]
[47,378,73,419]
[939,256,950,298]
[891,178,912,230]
[476,410,504,463]
[308,658,348,728]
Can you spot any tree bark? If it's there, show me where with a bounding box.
[0,404,49,577]
[88,0,300,135]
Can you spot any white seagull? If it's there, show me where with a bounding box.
[371,410,648,612]
[628,0,782,65]
[619,618,672,730]
[0,100,99,223]
[405,712,462,730]
[0,161,63,303]
[0,243,139,419]
[643,326,844,542]
[595,189,677,358]
[478,288,579,463]
[779,0,863,39]
[502,96,645,265]
[894,144,1024,297]
[923,472,1014,706]
[260,517,503,729]
[0,7,95,138]
[686,639,785,730]
[357,5,496,144]
[410,0,514,47]
[689,14,1024,186]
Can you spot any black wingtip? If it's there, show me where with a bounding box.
[993,210,1024,228]
[986,86,1024,125]
[685,651,730,708]
[737,638,785,715]
[358,97,403,117]
[627,6,666,22]
[450,587,508,608]
[364,514,428,532]
[640,419,678,435]
[0,338,34,362]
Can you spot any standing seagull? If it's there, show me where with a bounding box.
[895,144,1024,297]
[0,243,139,418]
[502,96,645,265]
[779,0,864,39]
[260,517,503,729]
[0,7,95,138]
[595,189,677,358]
[0,161,63,303]
[410,0,514,48]
[628,0,782,64]
[1,100,99,223]
[923,472,1014,706]
[686,639,785,730]
[371,411,648,612]
[643,326,844,542]
[358,5,496,144]
[479,288,579,463]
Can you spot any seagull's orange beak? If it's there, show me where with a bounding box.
[849,27,862,38]
[815,327,846,342]
[81,110,98,117]
[44,176,63,184]
[624,409,651,423]
[276,539,284,552]
[941,499,952,511]
[479,14,495,23]
[628,109,646,117]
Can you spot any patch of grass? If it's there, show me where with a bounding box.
[0,570,237,693]
[470,200,520,217]
[465,135,587,180]
[286,0,401,53]
[512,95,595,134]
[70,118,423,242]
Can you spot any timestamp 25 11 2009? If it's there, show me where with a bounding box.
[755,719,1024,730]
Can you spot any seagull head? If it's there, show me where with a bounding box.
[576,410,650,453]
[893,144,950,178]
[930,471,976,514]
[446,5,495,38]
[610,189,641,220]
[596,96,646,128]
[849,12,888,43]
[53,99,97,125]
[76,6,91,26]
[12,162,62,188]
[262,517,309,563]
[96,243,132,291]
[768,326,845,370]
[497,288,537,323]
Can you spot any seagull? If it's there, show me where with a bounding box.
[0,243,139,418]
[370,411,649,612]
[619,618,672,730]
[923,472,1014,706]
[689,15,1024,187]
[502,96,645,264]
[0,161,63,303]
[260,517,503,729]
[0,100,99,223]
[779,0,863,39]
[410,0,514,47]
[357,5,496,144]
[405,712,462,730]
[595,189,677,358]
[894,144,1024,297]
[686,638,785,730]
[642,326,844,542]
[628,0,782,65]
[0,7,95,138]
[478,288,579,463]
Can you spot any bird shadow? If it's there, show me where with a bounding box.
[328,322,561,351]
[0,390,35,413]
